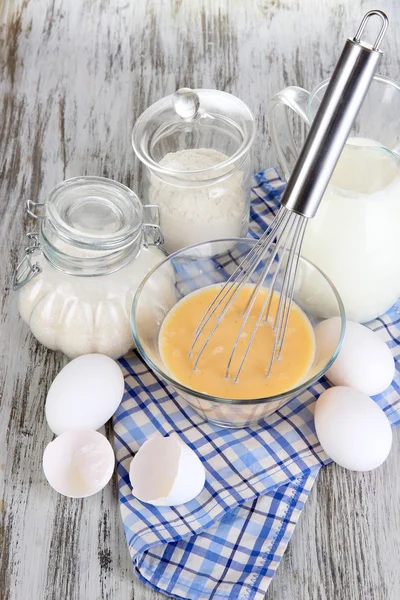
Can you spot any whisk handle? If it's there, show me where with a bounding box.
[281,10,388,219]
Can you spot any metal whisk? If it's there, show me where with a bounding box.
[190,10,389,381]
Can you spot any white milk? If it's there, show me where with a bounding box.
[301,138,400,322]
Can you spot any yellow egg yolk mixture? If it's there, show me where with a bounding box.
[159,284,315,400]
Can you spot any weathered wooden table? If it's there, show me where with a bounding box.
[1,1,399,598]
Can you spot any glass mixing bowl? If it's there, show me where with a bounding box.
[131,238,346,428]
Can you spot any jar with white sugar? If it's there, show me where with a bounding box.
[13,176,167,359]
[132,88,255,254]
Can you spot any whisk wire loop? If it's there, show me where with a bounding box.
[229,212,300,382]
[240,211,295,317]
[266,215,307,377]
[189,207,289,369]
[225,211,298,380]
[191,206,287,342]
[276,218,307,360]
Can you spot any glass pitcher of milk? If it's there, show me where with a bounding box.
[268,75,400,322]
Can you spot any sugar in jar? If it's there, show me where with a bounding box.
[14,176,167,358]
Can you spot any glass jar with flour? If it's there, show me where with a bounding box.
[132,88,255,254]
[13,176,168,358]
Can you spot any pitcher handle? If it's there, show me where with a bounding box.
[267,86,312,180]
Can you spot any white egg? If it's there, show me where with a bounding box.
[45,354,125,435]
[315,318,394,395]
[314,386,392,471]
[43,429,115,498]
[129,436,206,506]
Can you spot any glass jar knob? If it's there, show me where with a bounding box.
[172,88,200,120]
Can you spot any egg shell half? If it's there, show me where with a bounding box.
[314,386,392,471]
[315,318,394,396]
[43,429,115,498]
[45,354,125,435]
[129,436,206,506]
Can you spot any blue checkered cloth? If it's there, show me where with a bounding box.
[113,168,400,600]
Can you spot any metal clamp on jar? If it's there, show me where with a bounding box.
[14,176,167,358]
[132,88,256,254]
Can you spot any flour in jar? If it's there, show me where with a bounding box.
[149,149,248,254]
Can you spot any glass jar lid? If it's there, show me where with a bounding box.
[45,176,143,251]
[132,88,255,177]
[14,176,163,284]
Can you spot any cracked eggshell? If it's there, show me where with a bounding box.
[129,436,206,506]
[45,354,125,435]
[43,429,115,498]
